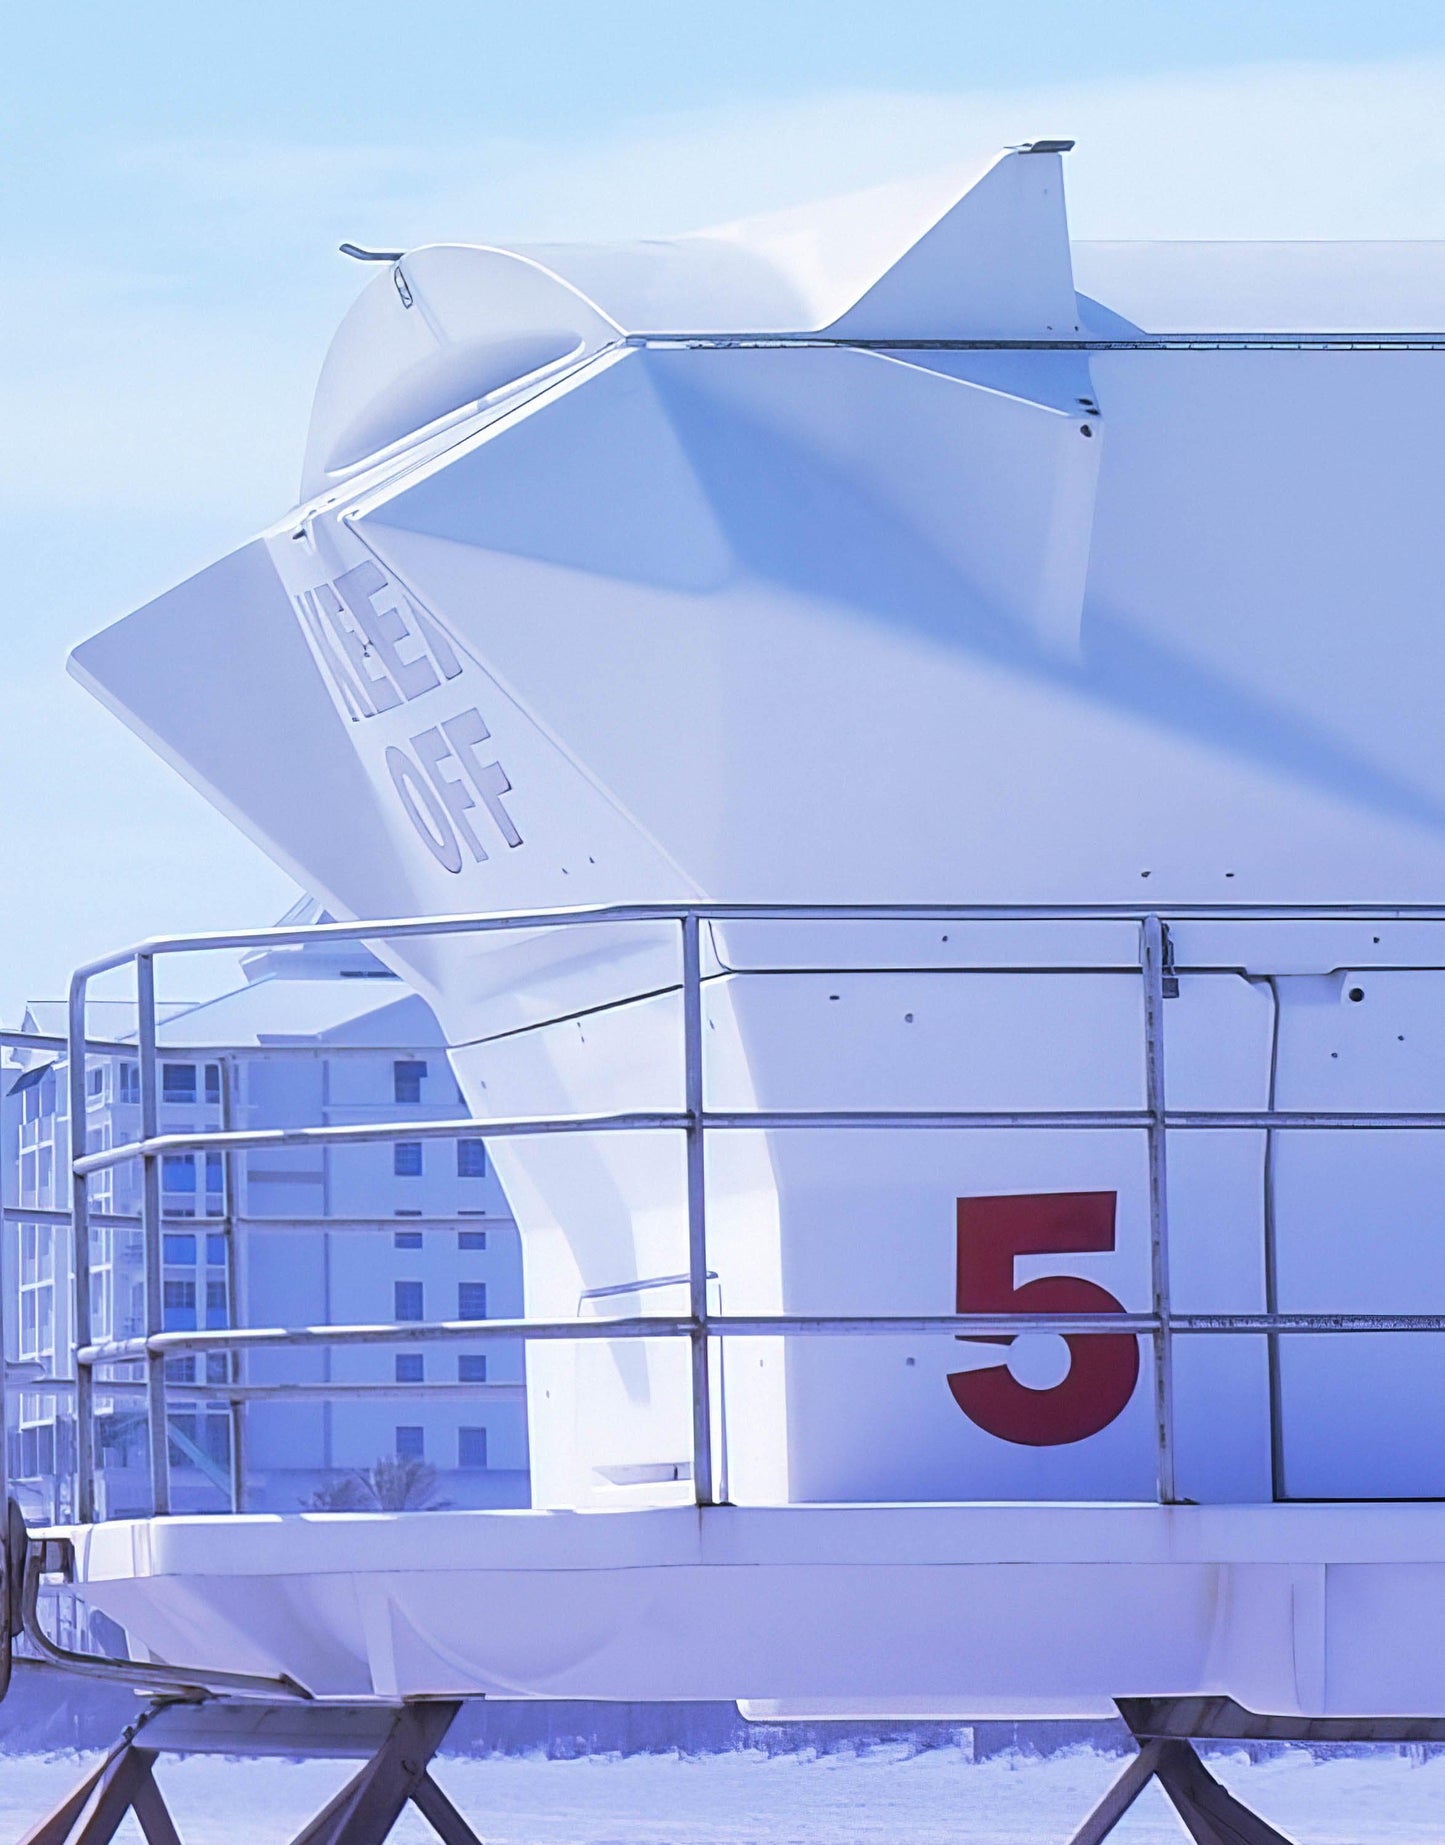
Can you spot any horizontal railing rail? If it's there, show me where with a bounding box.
[66,1105,1445,1186]
[64,898,1445,981]
[75,1309,1445,1370]
[4,1375,528,1403]
[69,1111,691,1177]
[13,897,1445,1526]
[1,1207,508,1232]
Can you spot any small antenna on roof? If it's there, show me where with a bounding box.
[339,243,404,263]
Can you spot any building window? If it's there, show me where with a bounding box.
[395,1354,424,1383]
[163,1279,196,1332]
[456,1139,486,1178]
[393,1231,423,1250]
[395,1426,424,1460]
[161,1064,197,1104]
[168,1412,200,1464]
[119,1063,140,1104]
[394,1281,424,1323]
[162,1233,197,1265]
[206,1233,227,1266]
[393,1061,426,1105]
[205,1063,221,1105]
[458,1282,487,1322]
[205,1280,228,1328]
[458,1230,487,1251]
[162,1153,196,1192]
[458,1354,487,1383]
[393,1141,423,1177]
[87,1066,104,1098]
[458,1427,488,1469]
[206,1352,229,1385]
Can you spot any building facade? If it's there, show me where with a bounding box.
[2,901,529,1519]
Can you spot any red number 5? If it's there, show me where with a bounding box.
[948,1191,1139,1446]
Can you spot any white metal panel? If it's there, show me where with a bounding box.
[1272,971,1445,1498]
[61,1502,1445,1715]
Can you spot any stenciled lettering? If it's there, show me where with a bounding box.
[386,745,463,873]
[441,708,522,848]
[294,591,373,722]
[411,725,488,863]
[317,580,402,714]
[298,565,464,717]
[411,602,463,681]
[388,708,523,872]
[292,562,523,871]
[336,561,441,702]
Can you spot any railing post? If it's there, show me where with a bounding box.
[67,975,96,1522]
[220,1059,245,1513]
[1260,979,1287,1503]
[680,911,716,1506]
[136,955,171,1516]
[0,1079,12,1531]
[1141,916,1177,1505]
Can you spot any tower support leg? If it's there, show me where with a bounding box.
[1149,1740,1294,1845]
[12,1698,482,1845]
[17,1729,180,1845]
[1066,1707,1298,1845]
[289,1702,480,1845]
[1065,1738,1166,1845]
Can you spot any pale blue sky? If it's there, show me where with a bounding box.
[5,3,1445,1015]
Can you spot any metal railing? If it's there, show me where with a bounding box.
[28,898,1445,1523]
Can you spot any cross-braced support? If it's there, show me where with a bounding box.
[287,1704,479,1845]
[18,1729,179,1845]
[16,1699,483,1845]
[1068,1695,1445,1845]
[1067,1734,1293,1845]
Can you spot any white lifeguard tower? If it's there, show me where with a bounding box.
[10,141,1445,1842]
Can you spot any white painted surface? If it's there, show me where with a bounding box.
[61,146,1445,1708]
[56,1502,1445,1715]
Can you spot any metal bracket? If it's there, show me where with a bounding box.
[16,1515,309,1706]
[1158,919,1179,997]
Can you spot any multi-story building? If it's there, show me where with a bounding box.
[2,899,529,1519]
